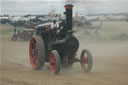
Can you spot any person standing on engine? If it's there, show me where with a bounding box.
[51,20,59,31]
[50,20,59,40]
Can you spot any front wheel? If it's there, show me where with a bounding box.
[80,49,93,72]
[49,50,61,75]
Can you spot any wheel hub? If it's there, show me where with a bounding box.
[50,60,54,65]
[32,50,36,56]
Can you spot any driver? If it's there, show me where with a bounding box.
[51,20,59,31]
[50,20,59,40]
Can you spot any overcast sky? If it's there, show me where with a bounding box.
[1,0,128,15]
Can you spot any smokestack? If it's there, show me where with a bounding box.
[64,4,73,31]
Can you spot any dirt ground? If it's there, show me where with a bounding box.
[0,22,128,85]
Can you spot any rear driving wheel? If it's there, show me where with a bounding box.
[29,35,45,70]
[80,49,93,72]
[49,50,61,75]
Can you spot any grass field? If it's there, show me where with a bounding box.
[0,24,26,35]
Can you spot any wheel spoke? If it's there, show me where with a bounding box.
[35,46,38,50]
[84,57,88,64]
[31,39,36,48]
[32,56,36,64]
[30,38,38,67]
[49,53,57,73]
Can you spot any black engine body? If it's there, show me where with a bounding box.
[35,4,79,65]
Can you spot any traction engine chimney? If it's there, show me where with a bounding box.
[64,4,73,31]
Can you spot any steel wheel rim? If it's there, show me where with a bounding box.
[29,38,38,68]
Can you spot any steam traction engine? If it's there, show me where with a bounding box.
[29,4,93,74]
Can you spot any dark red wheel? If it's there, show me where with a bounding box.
[80,49,93,72]
[49,50,61,74]
[11,35,17,41]
[29,35,45,70]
